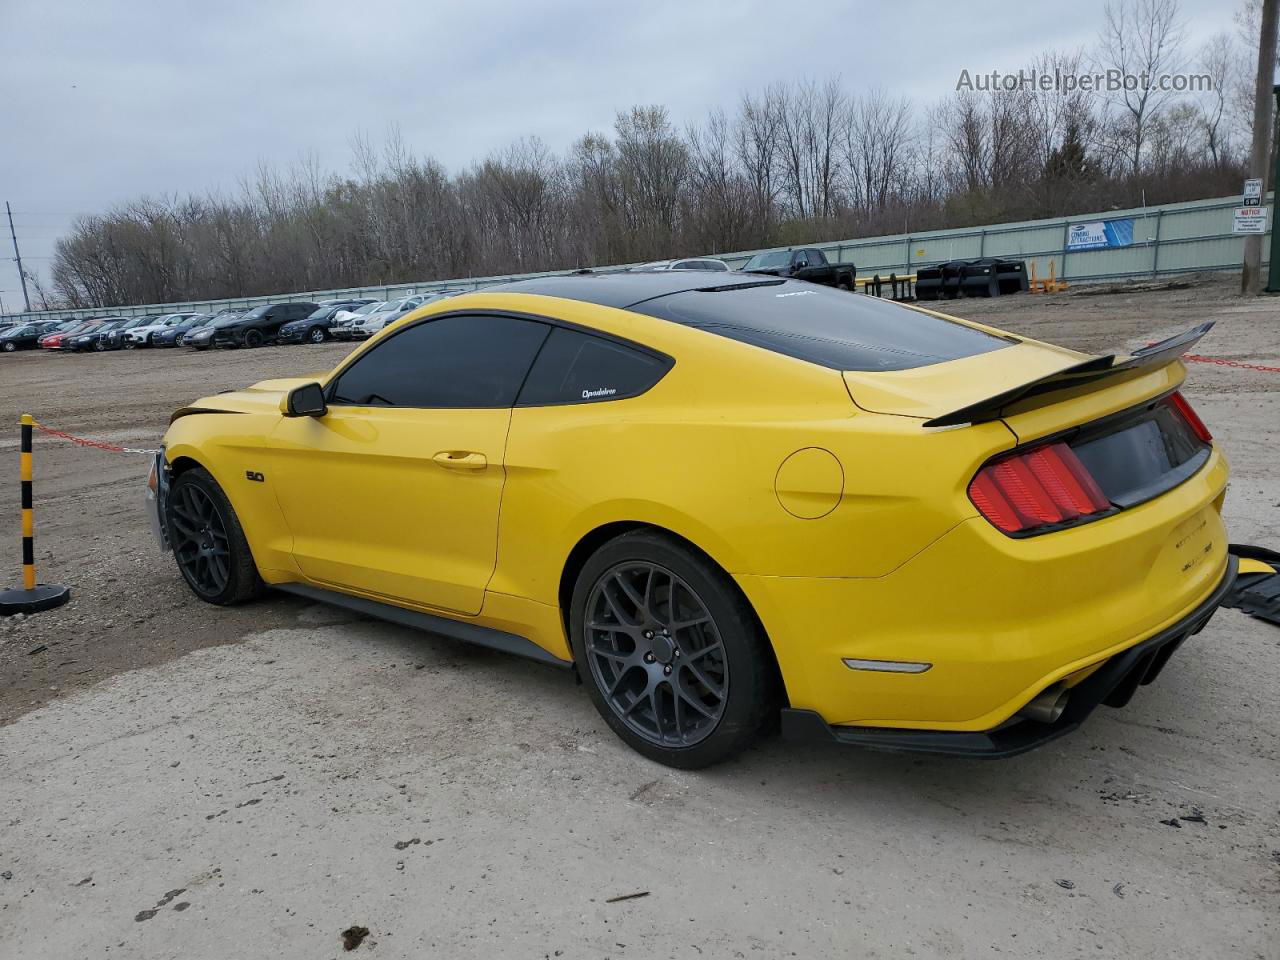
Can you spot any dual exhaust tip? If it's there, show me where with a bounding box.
[1017,683,1070,724]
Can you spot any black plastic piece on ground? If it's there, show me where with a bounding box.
[0,583,71,614]
[780,556,1238,758]
[1223,543,1280,626]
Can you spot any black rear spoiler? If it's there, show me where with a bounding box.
[923,322,1214,428]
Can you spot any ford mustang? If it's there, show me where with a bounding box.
[148,272,1237,768]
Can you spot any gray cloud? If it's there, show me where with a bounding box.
[0,0,1235,305]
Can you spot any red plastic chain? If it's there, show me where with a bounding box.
[1182,353,1280,374]
[30,420,160,455]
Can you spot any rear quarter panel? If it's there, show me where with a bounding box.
[486,295,1021,607]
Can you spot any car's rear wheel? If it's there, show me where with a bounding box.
[308,326,326,344]
[569,530,777,768]
[167,467,263,605]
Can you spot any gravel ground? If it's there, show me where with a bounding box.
[0,276,1277,958]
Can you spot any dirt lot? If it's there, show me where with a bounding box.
[1,276,1278,958]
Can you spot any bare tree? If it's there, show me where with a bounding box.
[1094,0,1187,176]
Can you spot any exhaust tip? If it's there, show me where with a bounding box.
[1018,684,1069,724]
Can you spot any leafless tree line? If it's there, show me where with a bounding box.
[49,0,1272,308]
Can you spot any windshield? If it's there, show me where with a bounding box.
[240,305,270,320]
[3,326,33,337]
[211,312,246,327]
[743,251,792,270]
[352,301,385,316]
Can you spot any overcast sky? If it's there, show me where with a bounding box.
[0,0,1237,309]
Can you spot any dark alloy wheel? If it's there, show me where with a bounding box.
[308,326,327,344]
[166,467,263,605]
[93,339,107,352]
[570,530,778,768]
[243,329,264,348]
[585,561,729,748]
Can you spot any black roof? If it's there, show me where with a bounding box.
[483,271,769,309]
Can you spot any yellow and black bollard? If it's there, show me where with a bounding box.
[0,414,70,614]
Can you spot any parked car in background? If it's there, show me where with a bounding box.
[1,320,63,352]
[331,301,385,341]
[278,300,376,345]
[155,313,212,347]
[741,248,857,289]
[213,302,319,348]
[125,313,199,348]
[110,317,160,349]
[42,319,110,350]
[351,294,444,339]
[638,258,731,272]
[68,318,132,352]
[182,311,245,350]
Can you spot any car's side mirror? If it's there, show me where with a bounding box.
[284,382,327,418]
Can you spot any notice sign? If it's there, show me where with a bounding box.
[1243,178,1262,206]
[1066,218,1134,251]
[1232,207,1268,234]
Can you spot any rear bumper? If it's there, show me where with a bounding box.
[781,553,1237,757]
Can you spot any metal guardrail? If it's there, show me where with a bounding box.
[2,194,1270,323]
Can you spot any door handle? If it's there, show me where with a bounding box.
[433,451,487,470]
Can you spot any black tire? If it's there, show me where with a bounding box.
[569,530,778,769]
[2,341,15,353]
[93,339,107,352]
[308,326,327,344]
[166,467,264,606]
[243,329,264,348]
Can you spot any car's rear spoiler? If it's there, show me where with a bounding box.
[922,322,1214,428]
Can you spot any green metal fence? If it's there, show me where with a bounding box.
[2,192,1270,323]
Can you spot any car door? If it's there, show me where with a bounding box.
[266,312,551,615]
[792,249,825,282]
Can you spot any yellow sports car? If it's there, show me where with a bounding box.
[148,272,1236,768]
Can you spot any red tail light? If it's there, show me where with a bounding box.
[1169,391,1212,443]
[969,442,1111,534]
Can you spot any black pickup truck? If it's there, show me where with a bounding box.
[741,247,857,289]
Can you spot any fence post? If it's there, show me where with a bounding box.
[1059,219,1071,284]
[1151,209,1164,279]
[0,415,70,614]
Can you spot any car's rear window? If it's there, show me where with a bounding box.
[628,280,1013,371]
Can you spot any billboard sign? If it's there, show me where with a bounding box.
[1066,218,1135,251]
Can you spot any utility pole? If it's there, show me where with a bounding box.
[5,202,32,313]
[1243,0,1280,295]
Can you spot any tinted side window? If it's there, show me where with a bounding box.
[517,327,670,406]
[332,313,549,408]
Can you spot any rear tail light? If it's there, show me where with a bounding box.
[1168,391,1212,443]
[969,442,1111,535]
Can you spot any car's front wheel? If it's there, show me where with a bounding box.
[569,530,778,769]
[308,326,326,344]
[166,467,264,605]
[243,329,264,348]
[2,342,15,353]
